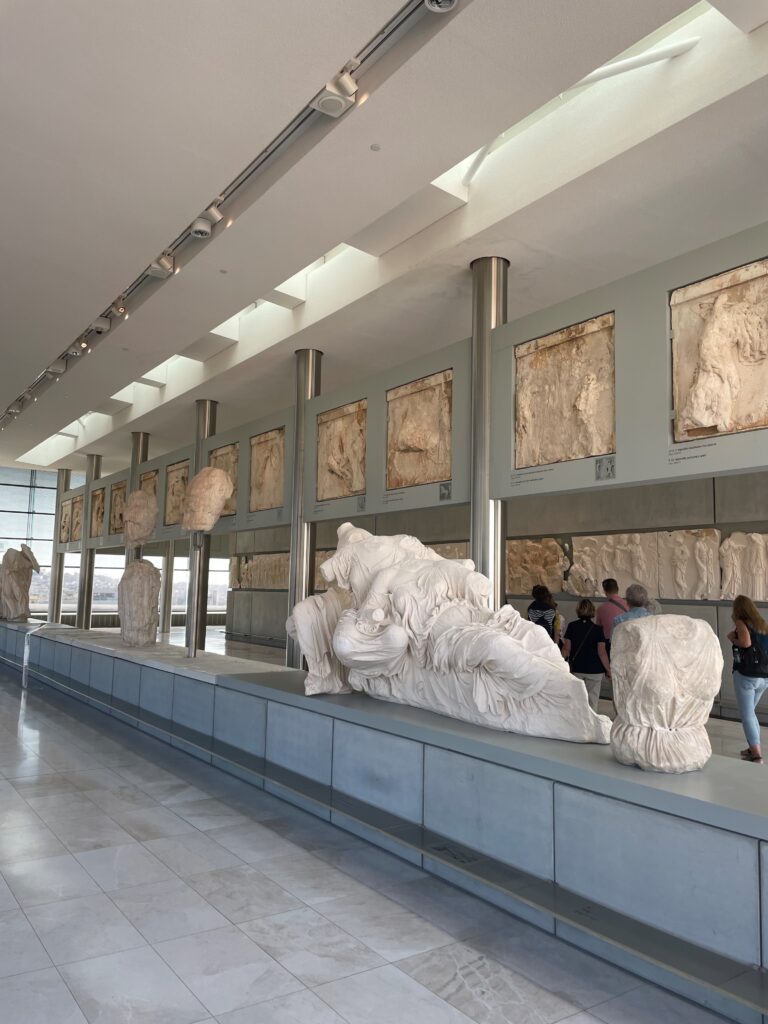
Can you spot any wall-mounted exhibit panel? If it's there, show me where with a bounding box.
[56,487,85,553]
[492,221,768,499]
[305,340,471,522]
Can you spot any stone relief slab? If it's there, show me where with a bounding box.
[316,399,367,502]
[658,529,721,601]
[515,312,615,469]
[140,470,158,497]
[566,532,659,598]
[720,531,768,602]
[672,258,768,442]
[507,538,569,595]
[164,460,189,526]
[238,552,290,590]
[386,369,452,490]
[59,499,72,544]
[249,427,285,512]
[208,442,239,517]
[109,482,127,535]
[429,541,470,561]
[314,550,334,591]
[70,495,83,543]
[90,488,105,539]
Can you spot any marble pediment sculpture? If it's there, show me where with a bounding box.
[288,524,611,744]
[181,467,234,532]
[118,559,161,646]
[0,544,40,621]
[610,615,722,773]
[123,490,158,546]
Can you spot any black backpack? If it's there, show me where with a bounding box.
[734,630,768,678]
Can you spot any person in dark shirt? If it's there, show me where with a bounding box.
[562,598,610,712]
[527,585,559,644]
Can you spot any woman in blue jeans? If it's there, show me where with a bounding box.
[728,595,768,764]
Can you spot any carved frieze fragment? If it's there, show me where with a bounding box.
[249,428,285,512]
[507,538,569,595]
[317,399,367,501]
[566,532,659,598]
[658,529,721,601]
[164,460,189,526]
[59,499,72,544]
[109,482,127,535]
[90,488,105,539]
[208,443,239,516]
[71,495,83,543]
[386,369,452,489]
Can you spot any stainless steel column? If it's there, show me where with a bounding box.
[159,540,175,635]
[76,454,102,629]
[47,468,70,623]
[186,399,218,657]
[470,257,509,610]
[286,349,322,668]
[126,431,150,565]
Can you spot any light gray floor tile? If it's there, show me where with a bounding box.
[155,924,302,1015]
[86,784,158,816]
[10,774,76,798]
[143,833,244,877]
[316,844,427,889]
[108,805,197,841]
[206,822,302,863]
[0,966,87,1023]
[2,852,102,906]
[47,811,138,853]
[0,822,68,865]
[383,877,517,940]
[320,890,453,961]
[111,876,229,942]
[0,873,19,910]
[315,964,474,1023]
[589,984,732,1024]
[187,864,302,923]
[57,769,129,792]
[398,940,582,1023]
[468,923,639,1009]
[240,905,384,986]
[61,944,207,1024]
[140,779,209,805]
[114,761,180,787]
[171,797,250,831]
[26,791,100,821]
[218,989,347,1023]
[0,804,44,831]
[75,842,175,891]
[257,852,371,906]
[0,757,57,779]
[25,892,145,964]
[0,907,52,977]
[264,812,365,852]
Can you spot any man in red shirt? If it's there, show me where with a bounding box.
[595,578,629,652]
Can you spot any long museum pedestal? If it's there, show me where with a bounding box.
[0,619,765,1024]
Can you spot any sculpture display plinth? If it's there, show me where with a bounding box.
[288,524,611,744]
[610,614,722,773]
[118,559,161,647]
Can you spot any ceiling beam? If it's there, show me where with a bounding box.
[709,0,768,32]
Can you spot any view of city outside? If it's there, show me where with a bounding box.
[0,467,57,614]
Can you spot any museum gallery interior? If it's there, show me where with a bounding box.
[2,2,768,1023]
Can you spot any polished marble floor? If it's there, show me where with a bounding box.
[0,667,742,1023]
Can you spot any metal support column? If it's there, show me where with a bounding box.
[286,348,322,668]
[76,454,102,629]
[159,540,175,635]
[469,257,509,610]
[126,431,150,566]
[186,399,218,657]
[47,468,70,623]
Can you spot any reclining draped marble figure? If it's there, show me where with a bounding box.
[287,524,611,744]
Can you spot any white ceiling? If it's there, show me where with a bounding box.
[4,0,766,473]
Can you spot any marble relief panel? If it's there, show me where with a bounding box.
[316,399,367,501]
[506,538,569,595]
[566,532,659,599]
[164,460,189,526]
[140,470,158,498]
[238,552,289,590]
[109,482,127,535]
[672,258,768,442]
[720,532,768,602]
[428,541,470,561]
[515,312,615,469]
[59,499,72,544]
[249,427,284,513]
[208,442,239,517]
[386,369,452,489]
[658,529,721,601]
[90,488,105,539]
[70,495,83,543]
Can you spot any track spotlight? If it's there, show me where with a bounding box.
[148,253,175,279]
[190,217,212,239]
[111,297,128,318]
[91,316,111,334]
[310,70,358,117]
[424,0,458,11]
[8,402,21,415]
[79,339,88,349]
[204,204,224,225]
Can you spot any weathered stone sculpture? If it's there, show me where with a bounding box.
[118,559,161,647]
[610,615,722,773]
[288,524,611,744]
[0,545,39,621]
[123,490,158,546]
[181,467,234,532]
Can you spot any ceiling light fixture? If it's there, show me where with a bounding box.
[91,316,111,334]
[424,0,458,11]
[310,62,359,118]
[111,297,128,319]
[204,203,225,225]
[79,339,88,349]
[148,253,175,278]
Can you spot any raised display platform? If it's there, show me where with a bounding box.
[0,620,765,1024]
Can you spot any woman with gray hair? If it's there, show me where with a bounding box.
[612,583,651,628]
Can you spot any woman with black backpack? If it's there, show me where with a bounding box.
[728,595,768,764]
